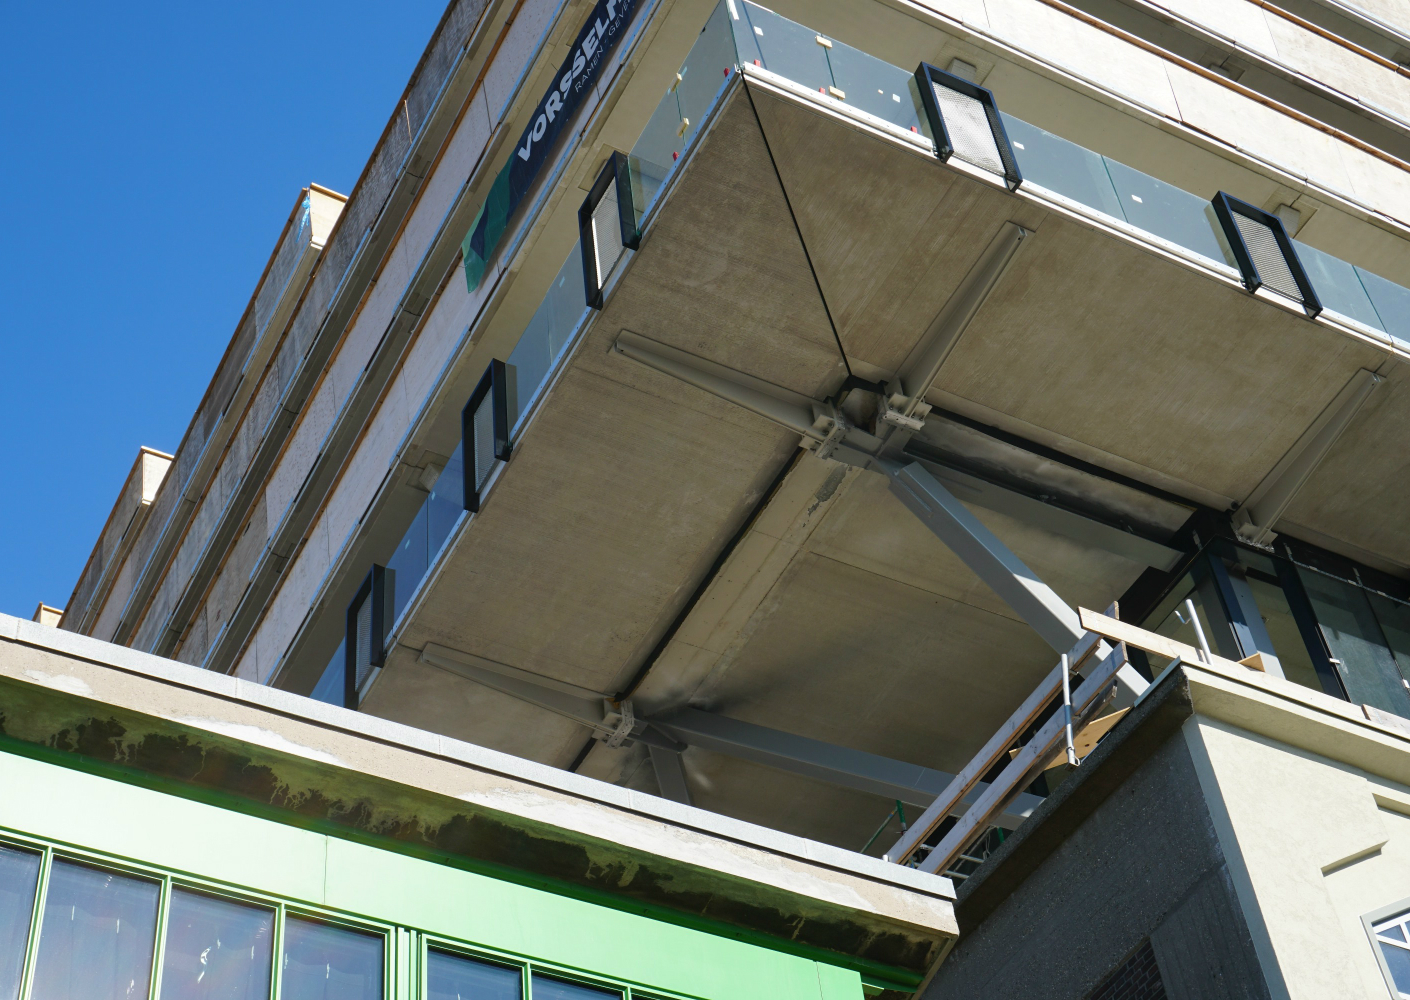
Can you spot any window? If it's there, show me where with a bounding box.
[281,917,383,1000]
[427,950,522,1000]
[0,845,40,1000]
[1371,908,1410,998]
[160,888,273,1000]
[1138,539,1410,716]
[0,833,674,1000]
[30,860,161,1000]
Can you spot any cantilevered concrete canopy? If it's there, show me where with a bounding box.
[361,75,1408,854]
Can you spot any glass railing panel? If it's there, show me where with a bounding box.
[999,113,1123,219]
[631,93,686,211]
[1102,158,1234,267]
[506,243,587,430]
[821,37,925,133]
[1292,240,1386,330]
[311,639,344,705]
[426,442,465,554]
[1355,266,1410,343]
[736,2,833,94]
[676,3,738,144]
[388,502,429,619]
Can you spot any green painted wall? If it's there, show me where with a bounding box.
[0,747,865,1000]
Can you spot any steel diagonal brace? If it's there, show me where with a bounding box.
[611,338,1149,697]
[419,643,1042,825]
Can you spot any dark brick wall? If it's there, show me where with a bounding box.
[1089,940,1168,1000]
[923,723,1271,1000]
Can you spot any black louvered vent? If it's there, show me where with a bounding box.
[914,63,1022,190]
[579,150,641,309]
[344,565,392,709]
[462,359,511,514]
[1213,193,1321,316]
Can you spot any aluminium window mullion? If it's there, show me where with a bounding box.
[16,846,52,1000]
[147,876,173,1000]
[270,902,285,1000]
[392,927,412,1000]
[1274,551,1350,700]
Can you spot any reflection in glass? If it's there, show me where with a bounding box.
[281,917,382,1000]
[311,639,346,706]
[1369,593,1410,687]
[675,3,736,144]
[0,846,40,1000]
[388,503,430,622]
[531,975,620,1000]
[427,950,522,1000]
[1377,912,1410,997]
[160,889,273,1000]
[822,39,924,132]
[999,114,1123,218]
[506,245,587,433]
[1241,571,1323,694]
[1357,266,1410,344]
[30,860,160,1000]
[1149,570,1240,661]
[735,4,832,94]
[1299,568,1410,717]
[1102,158,1232,266]
[426,442,465,556]
[1293,240,1385,330]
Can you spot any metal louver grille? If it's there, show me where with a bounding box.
[472,392,497,495]
[1233,211,1303,302]
[591,181,625,288]
[353,590,373,689]
[463,359,509,514]
[931,82,1004,176]
[579,151,640,310]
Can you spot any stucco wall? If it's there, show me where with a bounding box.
[1188,715,1410,1000]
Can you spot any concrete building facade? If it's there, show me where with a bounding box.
[15,0,1410,996]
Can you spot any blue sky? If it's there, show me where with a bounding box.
[0,1,447,620]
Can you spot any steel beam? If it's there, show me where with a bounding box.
[649,745,693,806]
[421,643,1041,826]
[893,222,1028,415]
[912,458,1183,571]
[650,707,1042,829]
[1233,368,1381,544]
[886,461,1148,704]
[886,461,1085,652]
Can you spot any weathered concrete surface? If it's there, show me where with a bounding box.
[361,78,1407,860]
[0,611,956,978]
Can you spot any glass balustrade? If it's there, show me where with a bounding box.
[312,0,1410,705]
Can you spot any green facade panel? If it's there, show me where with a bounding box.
[0,747,865,1000]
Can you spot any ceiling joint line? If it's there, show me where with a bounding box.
[742,82,854,381]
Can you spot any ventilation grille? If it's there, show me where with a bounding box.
[932,82,1005,176]
[352,590,373,690]
[471,392,497,497]
[591,181,625,288]
[1233,211,1303,302]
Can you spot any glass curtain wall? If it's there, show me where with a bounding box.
[1142,540,1410,718]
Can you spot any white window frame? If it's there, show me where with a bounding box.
[1362,898,1410,999]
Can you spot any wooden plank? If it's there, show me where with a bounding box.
[918,642,1130,875]
[1078,607,1245,672]
[885,627,1106,865]
[1039,708,1130,770]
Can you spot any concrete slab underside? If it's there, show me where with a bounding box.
[362,80,1410,853]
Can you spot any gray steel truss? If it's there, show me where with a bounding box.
[418,643,1041,828]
